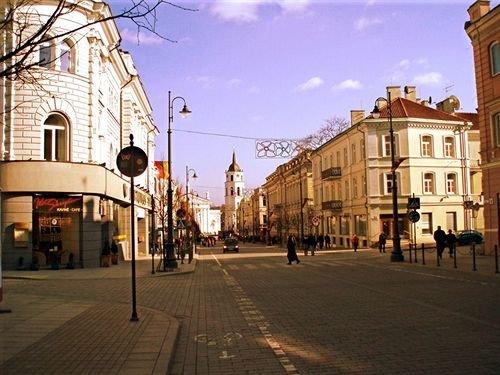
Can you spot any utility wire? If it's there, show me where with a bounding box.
[173,128,299,141]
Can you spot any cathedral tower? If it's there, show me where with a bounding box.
[224,151,244,231]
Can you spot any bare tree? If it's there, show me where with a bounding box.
[298,116,350,150]
[0,0,196,82]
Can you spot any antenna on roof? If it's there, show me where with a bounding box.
[444,84,454,94]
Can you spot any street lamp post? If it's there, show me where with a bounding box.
[371,91,404,262]
[165,91,191,270]
[185,166,197,255]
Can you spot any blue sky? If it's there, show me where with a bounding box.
[113,0,487,205]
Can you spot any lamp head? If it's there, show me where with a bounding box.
[193,172,198,179]
[371,105,381,119]
[179,104,192,118]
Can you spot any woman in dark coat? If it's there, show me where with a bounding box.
[287,235,300,265]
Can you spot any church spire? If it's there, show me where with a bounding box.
[227,150,242,172]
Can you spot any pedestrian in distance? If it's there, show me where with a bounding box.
[433,226,447,259]
[352,234,359,252]
[286,235,300,265]
[310,234,316,256]
[318,234,324,250]
[446,229,457,258]
[325,234,331,249]
[378,232,387,253]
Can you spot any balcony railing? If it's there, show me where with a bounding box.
[321,167,341,180]
[322,200,342,211]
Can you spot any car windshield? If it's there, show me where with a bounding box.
[224,238,238,245]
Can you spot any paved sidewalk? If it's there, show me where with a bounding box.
[0,258,197,374]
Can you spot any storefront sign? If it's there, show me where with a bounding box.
[34,197,82,213]
[117,146,148,178]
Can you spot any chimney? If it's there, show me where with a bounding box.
[468,0,490,22]
[350,110,365,126]
[404,85,417,102]
[436,95,461,114]
[205,191,210,200]
[386,86,401,100]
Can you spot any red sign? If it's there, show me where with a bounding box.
[34,197,82,213]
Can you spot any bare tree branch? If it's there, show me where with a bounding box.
[298,116,350,150]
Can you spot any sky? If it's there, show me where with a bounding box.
[112,0,491,205]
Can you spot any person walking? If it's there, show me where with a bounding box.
[446,229,457,258]
[318,234,324,250]
[310,235,316,256]
[286,235,300,264]
[325,234,331,249]
[378,232,387,253]
[352,234,359,252]
[433,226,447,259]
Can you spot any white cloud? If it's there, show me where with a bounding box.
[413,72,443,86]
[248,85,261,94]
[295,76,324,92]
[120,28,163,45]
[354,16,382,31]
[365,0,376,6]
[332,79,363,91]
[209,0,310,23]
[227,78,243,88]
[186,75,216,88]
[397,59,410,69]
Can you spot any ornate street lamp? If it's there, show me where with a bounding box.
[164,91,191,270]
[371,91,404,262]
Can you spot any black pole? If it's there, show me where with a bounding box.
[299,166,304,248]
[472,243,477,271]
[409,243,413,263]
[495,244,498,274]
[129,135,139,322]
[165,91,178,269]
[151,194,155,275]
[388,91,403,262]
[421,243,426,265]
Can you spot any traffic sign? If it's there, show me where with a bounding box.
[116,146,148,177]
[407,197,420,210]
[311,216,320,227]
[408,210,420,223]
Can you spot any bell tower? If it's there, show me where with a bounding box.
[224,150,244,231]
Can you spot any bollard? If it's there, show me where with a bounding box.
[453,244,457,269]
[414,244,418,264]
[472,243,477,271]
[421,243,426,265]
[409,244,413,264]
[151,248,155,275]
[495,245,499,274]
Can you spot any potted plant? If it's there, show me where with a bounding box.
[101,242,111,267]
[111,240,119,265]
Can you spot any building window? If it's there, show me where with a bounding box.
[231,175,233,181]
[262,195,267,206]
[343,147,348,166]
[230,187,234,196]
[421,135,433,157]
[42,113,68,161]
[353,177,358,199]
[423,172,435,194]
[383,173,393,195]
[381,135,391,157]
[360,139,365,160]
[444,136,455,158]
[340,216,350,235]
[421,213,432,234]
[446,173,457,195]
[39,39,55,69]
[336,151,340,167]
[351,144,356,163]
[344,180,350,200]
[337,183,342,200]
[237,187,240,196]
[446,212,457,231]
[491,41,500,76]
[60,39,74,73]
[494,113,500,148]
[354,215,367,236]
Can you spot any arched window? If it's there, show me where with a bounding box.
[60,39,75,73]
[446,173,457,195]
[491,42,500,76]
[42,113,68,161]
[231,175,234,181]
[39,38,55,69]
[494,113,500,148]
[421,135,433,157]
[444,136,455,158]
[237,187,240,196]
[423,172,435,194]
[230,187,234,196]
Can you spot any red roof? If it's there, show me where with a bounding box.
[455,112,479,129]
[367,97,476,124]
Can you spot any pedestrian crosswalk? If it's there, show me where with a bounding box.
[212,260,357,271]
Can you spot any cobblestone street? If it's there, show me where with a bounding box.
[2,247,499,374]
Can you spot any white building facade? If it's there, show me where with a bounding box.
[312,86,482,248]
[0,1,158,269]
